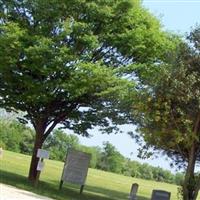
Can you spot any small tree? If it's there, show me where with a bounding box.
[98,141,124,173]
[43,130,79,161]
[77,145,101,169]
[0,0,171,183]
[0,119,34,153]
[132,26,200,200]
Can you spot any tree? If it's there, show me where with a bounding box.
[0,0,171,183]
[128,160,141,178]
[98,141,124,173]
[19,128,35,154]
[132,26,200,200]
[43,130,79,161]
[175,172,184,186]
[77,145,101,168]
[139,163,153,180]
[0,119,34,153]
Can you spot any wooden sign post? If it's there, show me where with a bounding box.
[60,149,91,194]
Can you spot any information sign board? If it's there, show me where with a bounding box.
[61,149,91,185]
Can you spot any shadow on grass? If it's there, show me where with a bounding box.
[0,169,149,200]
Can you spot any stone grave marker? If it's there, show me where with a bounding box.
[129,183,139,200]
[59,149,91,194]
[151,190,171,200]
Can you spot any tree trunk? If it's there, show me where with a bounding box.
[193,189,199,200]
[182,145,197,200]
[28,118,59,183]
[28,129,44,183]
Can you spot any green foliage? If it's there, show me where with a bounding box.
[19,129,35,154]
[0,0,173,139]
[97,142,124,174]
[122,159,141,177]
[77,145,101,168]
[0,119,34,153]
[0,118,183,184]
[131,26,200,199]
[43,130,79,161]
[132,26,200,163]
[0,0,176,181]
[1,151,182,200]
[138,163,153,180]
[175,173,184,186]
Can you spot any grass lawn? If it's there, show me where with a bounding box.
[0,150,192,200]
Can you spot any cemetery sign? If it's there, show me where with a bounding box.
[60,149,91,193]
[34,149,49,186]
[37,149,49,159]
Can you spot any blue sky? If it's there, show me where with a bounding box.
[76,0,200,172]
[143,0,200,34]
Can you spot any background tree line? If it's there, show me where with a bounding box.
[0,119,183,185]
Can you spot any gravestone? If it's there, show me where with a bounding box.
[60,149,91,193]
[129,183,139,200]
[151,190,171,200]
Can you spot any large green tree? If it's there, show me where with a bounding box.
[0,0,171,183]
[132,26,200,200]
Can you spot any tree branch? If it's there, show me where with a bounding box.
[42,120,58,142]
[42,103,79,142]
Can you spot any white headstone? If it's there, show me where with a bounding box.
[61,149,91,185]
[151,190,171,200]
[37,149,49,159]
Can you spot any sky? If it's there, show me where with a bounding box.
[143,0,200,34]
[75,0,200,173]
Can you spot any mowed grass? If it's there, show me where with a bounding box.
[0,150,193,200]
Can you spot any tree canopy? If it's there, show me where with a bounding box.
[132,26,200,200]
[0,0,172,135]
[0,0,174,182]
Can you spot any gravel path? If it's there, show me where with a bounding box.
[0,183,54,200]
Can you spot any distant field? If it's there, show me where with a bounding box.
[0,150,194,200]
